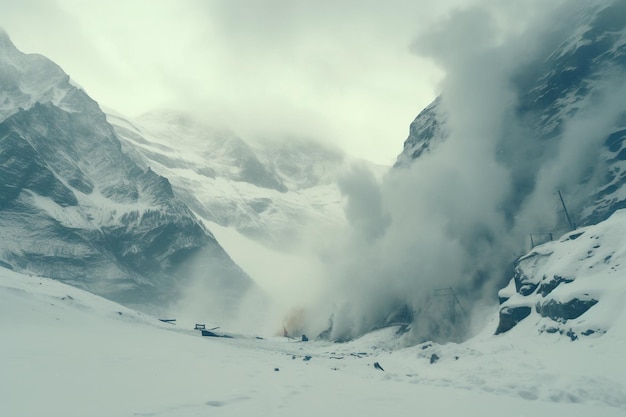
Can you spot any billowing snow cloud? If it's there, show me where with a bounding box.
[301,0,626,344]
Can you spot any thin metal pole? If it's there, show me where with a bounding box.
[558,190,575,230]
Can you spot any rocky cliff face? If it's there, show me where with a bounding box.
[0,30,251,310]
[396,0,626,228]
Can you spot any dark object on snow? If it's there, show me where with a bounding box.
[195,324,206,330]
[303,355,312,361]
[274,368,280,372]
[201,329,233,338]
[301,334,309,342]
[430,354,440,364]
[159,319,176,324]
[374,362,384,372]
[256,336,264,340]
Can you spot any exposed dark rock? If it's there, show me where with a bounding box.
[567,232,584,240]
[513,269,540,296]
[566,329,578,341]
[536,298,598,322]
[495,306,532,335]
[537,275,574,297]
[0,128,78,208]
[605,128,626,152]
[394,97,446,167]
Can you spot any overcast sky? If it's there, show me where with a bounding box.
[0,0,483,164]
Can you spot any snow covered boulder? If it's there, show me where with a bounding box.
[535,297,598,323]
[495,209,626,339]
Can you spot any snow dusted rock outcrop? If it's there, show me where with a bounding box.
[496,209,626,339]
[394,96,447,168]
[0,30,251,309]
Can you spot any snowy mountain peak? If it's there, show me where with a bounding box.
[0,33,253,315]
[0,27,11,45]
[0,31,83,121]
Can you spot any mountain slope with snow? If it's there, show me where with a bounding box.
[396,0,626,227]
[108,109,354,249]
[0,31,251,312]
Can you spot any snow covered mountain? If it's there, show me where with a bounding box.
[397,0,626,228]
[0,29,251,313]
[107,109,353,248]
[382,0,626,341]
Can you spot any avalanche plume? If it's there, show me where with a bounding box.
[303,0,626,344]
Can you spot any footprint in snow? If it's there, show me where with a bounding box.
[206,396,251,407]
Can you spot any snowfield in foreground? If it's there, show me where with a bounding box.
[2,269,626,417]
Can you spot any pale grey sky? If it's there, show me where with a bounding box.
[0,0,517,164]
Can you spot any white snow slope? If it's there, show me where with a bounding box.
[2,267,626,417]
[498,208,626,339]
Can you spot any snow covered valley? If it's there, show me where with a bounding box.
[3,1,626,415]
[2,267,626,417]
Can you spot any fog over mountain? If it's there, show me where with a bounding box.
[4,3,626,416]
[0,0,625,347]
[299,0,626,343]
